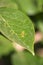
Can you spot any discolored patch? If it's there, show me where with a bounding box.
[20,31,25,38]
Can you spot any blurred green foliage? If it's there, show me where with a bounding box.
[0,34,14,57]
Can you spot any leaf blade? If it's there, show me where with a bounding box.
[0,8,35,54]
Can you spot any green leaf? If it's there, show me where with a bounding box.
[14,0,43,15]
[14,0,39,15]
[0,0,18,9]
[42,0,43,11]
[37,21,43,33]
[0,7,35,55]
[37,0,43,12]
[0,34,14,57]
[11,50,39,65]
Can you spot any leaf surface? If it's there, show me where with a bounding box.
[0,34,14,57]
[0,8,35,54]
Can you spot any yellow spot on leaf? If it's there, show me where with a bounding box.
[21,31,25,38]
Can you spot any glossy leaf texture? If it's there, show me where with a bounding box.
[0,7,35,55]
[14,0,43,15]
[0,34,14,57]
